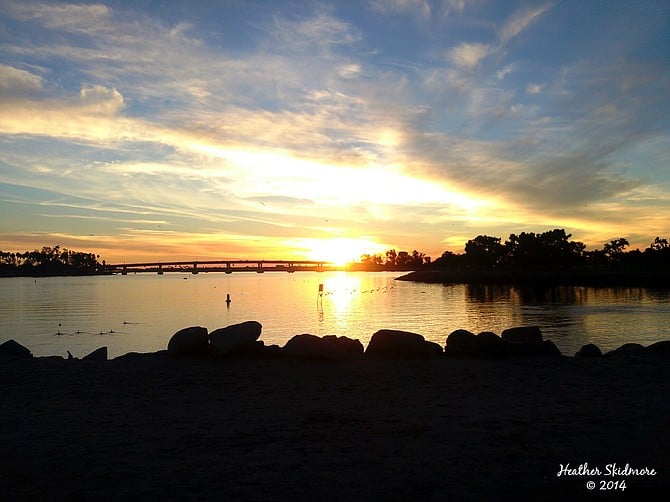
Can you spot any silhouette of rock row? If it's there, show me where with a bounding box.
[575,344,602,358]
[83,346,107,361]
[167,326,209,357]
[604,343,645,359]
[283,334,363,360]
[365,329,442,357]
[501,326,543,344]
[445,329,478,355]
[475,331,508,357]
[0,339,32,359]
[645,340,670,356]
[209,321,262,356]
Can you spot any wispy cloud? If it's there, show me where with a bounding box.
[498,3,553,43]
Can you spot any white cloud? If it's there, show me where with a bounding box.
[496,64,513,80]
[0,64,44,94]
[79,85,125,114]
[527,83,543,94]
[338,63,363,79]
[370,0,432,19]
[449,42,491,69]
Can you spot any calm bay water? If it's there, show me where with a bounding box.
[1,271,669,358]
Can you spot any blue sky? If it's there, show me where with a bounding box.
[0,0,668,263]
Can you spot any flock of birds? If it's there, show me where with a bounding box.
[321,284,395,297]
[52,320,141,337]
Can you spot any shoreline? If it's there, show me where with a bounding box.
[396,269,670,288]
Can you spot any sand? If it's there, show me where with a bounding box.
[2,354,669,500]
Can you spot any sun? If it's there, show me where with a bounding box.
[303,237,385,266]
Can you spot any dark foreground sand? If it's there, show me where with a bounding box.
[2,354,669,501]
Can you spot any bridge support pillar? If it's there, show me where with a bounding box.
[192,262,198,274]
[158,264,163,275]
[225,262,232,274]
[257,262,264,273]
[122,265,128,275]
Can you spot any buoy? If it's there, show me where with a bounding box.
[226,293,231,306]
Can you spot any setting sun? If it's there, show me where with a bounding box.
[295,237,386,266]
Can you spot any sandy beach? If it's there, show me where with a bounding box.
[2,352,668,501]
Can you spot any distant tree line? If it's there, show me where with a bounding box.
[358,248,431,270]
[357,229,670,272]
[0,245,102,276]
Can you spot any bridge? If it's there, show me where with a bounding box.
[104,259,331,275]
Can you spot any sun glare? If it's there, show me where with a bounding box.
[300,237,385,266]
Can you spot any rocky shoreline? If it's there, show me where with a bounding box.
[3,321,670,362]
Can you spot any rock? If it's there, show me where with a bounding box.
[542,340,562,357]
[575,343,602,358]
[114,350,169,362]
[264,344,283,358]
[365,329,439,358]
[323,335,365,358]
[237,340,270,358]
[83,346,107,361]
[167,326,209,357]
[645,340,670,356]
[445,329,478,356]
[501,326,543,344]
[476,332,508,357]
[500,326,559,357]
[284,334,363,360]
[425,341,444,355]
[0,339,32,359]
[604,343,645,359]
[209,321,262,356]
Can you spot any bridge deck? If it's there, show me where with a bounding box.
[104,259,331,274]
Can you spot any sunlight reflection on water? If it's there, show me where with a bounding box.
[1,272,668,358]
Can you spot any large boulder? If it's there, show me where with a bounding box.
[575,343,602,358]
[542,340,562,357]
[209,321,263,356]
[365,329,440,358]
[445,329,478,356]
[645,340,670,356]
[83,346,107,361]
[323,335,365,358]
[501,326,543,344]
[501,326,561,357]
[167,326,209,357]
[283,334,363,360]
[604,343,645,359]
[424,341,444,355]
[0,339,32,359]
[476,331,508,357]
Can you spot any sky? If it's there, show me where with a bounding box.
[0,0,669,264]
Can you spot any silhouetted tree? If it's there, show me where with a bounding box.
[0,245,101,276]
[385,249,398,267]
[464,235,505,269]
[603,238,629,264]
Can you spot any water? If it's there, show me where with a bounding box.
[1,272,669,358]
